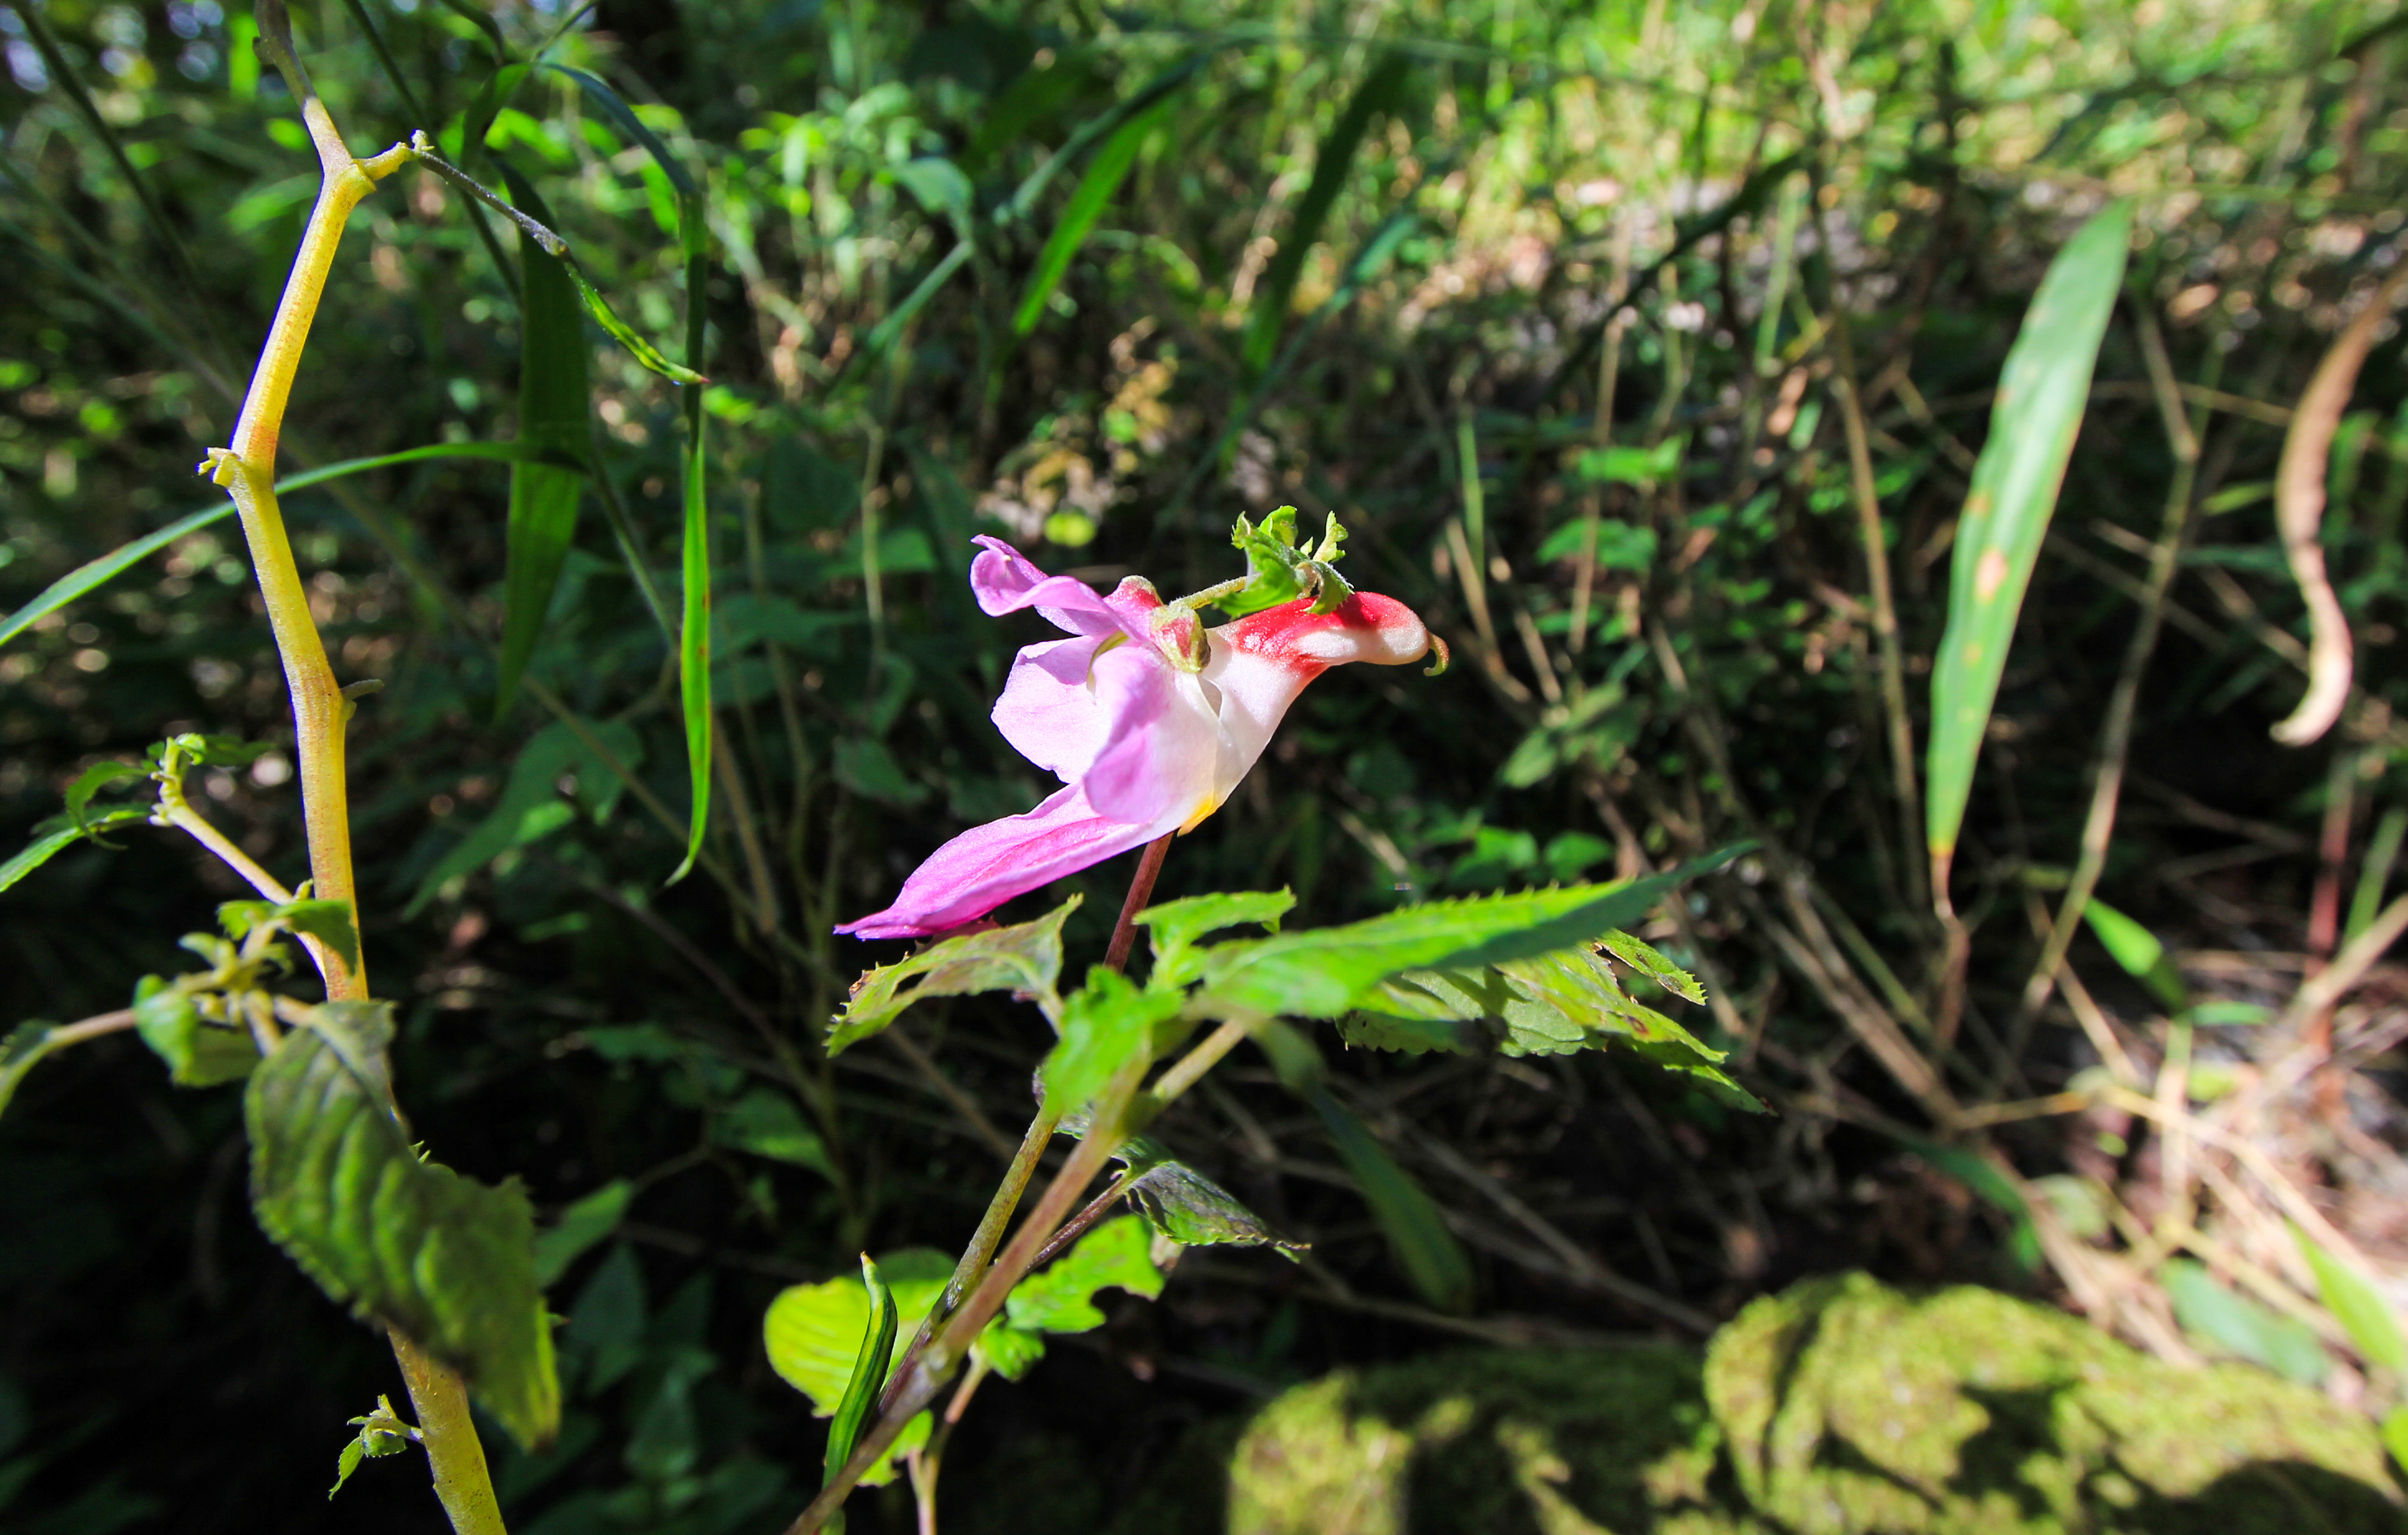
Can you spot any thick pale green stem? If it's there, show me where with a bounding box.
[207,55,511,1535]
[395,1333,509,1535]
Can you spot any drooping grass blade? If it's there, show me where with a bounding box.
[1012,97,1173,335]
[669,190,713,886]
[494,169,594,720]
[1926,200,2132,874]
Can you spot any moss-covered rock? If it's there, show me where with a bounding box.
[1215,1344,1763,1535]
[1180,1274,2401,1534]
[1707,1271,2401,1534]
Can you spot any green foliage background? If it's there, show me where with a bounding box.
[2,0,2403,1530]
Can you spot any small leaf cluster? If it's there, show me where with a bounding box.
[1217,506,1355,619]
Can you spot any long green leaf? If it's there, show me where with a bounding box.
[0,807,151,895]
[496,170,595,719]
[247,1005,559,1450]
[2294,1224,2408,1376]
[0,444,543,649]
[669,191,713,886]
[1926,200,2133,862]
[1196,846,1747,1019]
[824,1255,898,1497]
[542,64,698,197]
[1312,1085,1473,1311]
[1241,52,1409,374]
[1012,97,1173,335]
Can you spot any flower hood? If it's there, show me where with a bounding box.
[837,536,1431,940]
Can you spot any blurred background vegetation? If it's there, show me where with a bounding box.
[6,0,2408,1530]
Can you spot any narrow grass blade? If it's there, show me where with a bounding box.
[1,444,542,649]
[1309,1086,1474,1312]
[495,170,594,719]
[669,192,712,886]
[1242,53,1409,374]
[1005,52,1209,221]
[1926,199,2132,864]
[543,64,697,197]
[1012,96,1174,335]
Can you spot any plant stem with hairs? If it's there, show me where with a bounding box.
[207,14,509,1533]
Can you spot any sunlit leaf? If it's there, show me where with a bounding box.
[1927,200,2133,863]
[0,807,151,895]
[2293,1224,2407,1377]
[131,976,259,1087]
[1197,848,1746,1019]
[1013,97,1172,335]
[1043,967,1180,1114]
[1136,888,1294,990]
[1005,1215,1163,1334]
[762,1250,948,1486]
[2163,1258,2327,1384]
[829,898,1076,1054]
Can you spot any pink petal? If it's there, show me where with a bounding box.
[834,781,1183,939]
[970,535,1149,639]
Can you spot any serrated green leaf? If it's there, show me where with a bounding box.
[63,760,145,831]
[495,167,593,720]
[1198,848,1746,1019]
[1928,200,2133,860]
[131,975,259,1087]
[710,1088,834,1177]
[1125,1158,1304,1258]
[829,898,1076,1054]
[1337,1007,1476,1054]
[1013,97,1172,335]
[1217,506,1309,619]
[2293,1224,2408,1376]
[0,807,150,894]
[2164,1258,2328,1384]
[247,1023,558,1450]
[1598,930,1705,1004]
[825,1255,899,1492]
[762,1251,948,1487]
[1005,1216,1164,1334]
[1043,968,1180,1113]
[533,1181,633,1288]
[1135,888,1294,989]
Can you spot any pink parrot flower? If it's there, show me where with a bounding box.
[837,535,1434,940]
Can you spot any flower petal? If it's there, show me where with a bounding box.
[992,634,1156,782]
[1082,660,1223,828]
[1200,592,1433,809]
[970,535,1148,639]
[834,781,1179,939]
